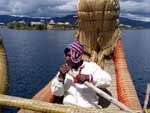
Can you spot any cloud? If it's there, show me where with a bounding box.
[120,0,150,21]
[0,0,77,17]
[0,0,149,22]
[120,13,150,22]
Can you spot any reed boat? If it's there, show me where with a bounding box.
[0,34,8,113]
[17,0,142,112]
[0,0,149,113]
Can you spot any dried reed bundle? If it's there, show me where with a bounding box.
[0,35,8,95]
[0,35,8,113]
[78,11,119,21]
[77,0,120,66]
[78,0,119,12]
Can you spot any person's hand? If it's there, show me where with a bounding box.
[58,64,70,80]
[76,74,89,84]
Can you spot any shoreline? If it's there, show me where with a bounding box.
[0,27,150,31]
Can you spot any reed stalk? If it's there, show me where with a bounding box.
[0,94,119,113]
[77,0,120,66]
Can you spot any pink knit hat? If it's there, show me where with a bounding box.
[64,41,84,63]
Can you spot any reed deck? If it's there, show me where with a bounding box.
[103,59,119,111]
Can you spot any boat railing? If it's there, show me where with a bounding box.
[143,83,150,113]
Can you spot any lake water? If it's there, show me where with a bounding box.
[121,30,150,108]
[0,28,150,112]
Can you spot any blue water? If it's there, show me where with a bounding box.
[0,28,150,112]
[121,30,150,108]
[0,28,75,113]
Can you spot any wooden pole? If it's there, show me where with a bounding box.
[143,83,150,110]
[68,71,134,113]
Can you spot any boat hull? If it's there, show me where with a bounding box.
[114,39,142,111]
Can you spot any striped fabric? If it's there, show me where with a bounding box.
[65,41,84,63]
[68,42,83,54]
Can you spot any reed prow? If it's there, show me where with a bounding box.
[0,34,8,113]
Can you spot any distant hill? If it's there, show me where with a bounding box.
[0,15,43,23]
[52,15,76,25]
[0,15,150,28]
[120,17,150,28]
[0,15,76,24]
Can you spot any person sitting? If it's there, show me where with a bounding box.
[51,41,111,108]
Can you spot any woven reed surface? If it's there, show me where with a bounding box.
[114,39,142,111]
[0,39,8,95]
[0,94,129,113]
[78,0,119,12]
[103,59,119,111]
[0,36,8,113]
[77,0,120,60]
[18,82,54,113]
[77,0,120,32]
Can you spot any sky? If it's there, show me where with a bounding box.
[0,0,149,22]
